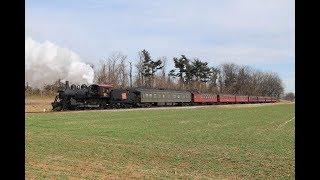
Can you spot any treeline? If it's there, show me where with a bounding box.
[95,50,284,98]
[25,49,285,98]
[25,80,64,96]
[283,92,295,101]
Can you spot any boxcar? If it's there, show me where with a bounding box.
[235,95,249,103]
[192,93,218,104]
[218,94,236,103]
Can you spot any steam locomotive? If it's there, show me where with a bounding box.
[51,81,277,111]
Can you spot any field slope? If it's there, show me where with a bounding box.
[26,104,294,179]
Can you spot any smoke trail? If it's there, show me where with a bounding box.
[25,37,94,88]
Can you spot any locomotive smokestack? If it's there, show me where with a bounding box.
[65,81,69,89]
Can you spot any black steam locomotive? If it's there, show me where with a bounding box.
[52,81,277,111]
[52,81,112,111]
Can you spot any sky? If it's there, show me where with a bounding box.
[25,0,295,92]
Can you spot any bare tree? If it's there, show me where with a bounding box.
[283,92,295,101]
[235,66,252,95]
[95,60,108,84]
[129,61,133,87]
[208,67,220,93]
[220,63,238,94]
[95,52,129,88]
[134,55,144,87]
[118,55,128,87]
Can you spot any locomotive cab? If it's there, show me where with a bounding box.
[88,84,113,98]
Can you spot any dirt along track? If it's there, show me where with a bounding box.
[25,101,294,115]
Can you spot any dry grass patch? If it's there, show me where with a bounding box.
[25,95,55,112]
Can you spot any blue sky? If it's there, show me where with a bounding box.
[26,0,294,92]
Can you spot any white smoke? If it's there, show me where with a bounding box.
[25,37,94,88]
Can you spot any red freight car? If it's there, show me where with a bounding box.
[264,97,271,103]
[258,96,266,103]
[248,96,258,103]
[235,95,249,103]
[192,93,218,104]
[218,94,236,103]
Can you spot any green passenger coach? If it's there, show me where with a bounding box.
[136,89,191,104]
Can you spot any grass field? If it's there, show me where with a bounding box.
[25,103,294,179]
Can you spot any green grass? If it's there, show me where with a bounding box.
[26,104,295,179]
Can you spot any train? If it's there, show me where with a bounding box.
[51,81,278,111]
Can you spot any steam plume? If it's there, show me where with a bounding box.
[25,37,94,88]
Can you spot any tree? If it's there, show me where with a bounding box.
[220,63,238,94]
[171,55,188,86]
[134,55,144,87]
[208,67,220,93]
[190,59,211,91]
[95,60,108,84]
[155,56,169,88]
[235,66,252,95]
[129,61,133,87]
[118,55,128,87]
[283,92,295,101]
[139,49,163,87]
[94,52,129,88]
